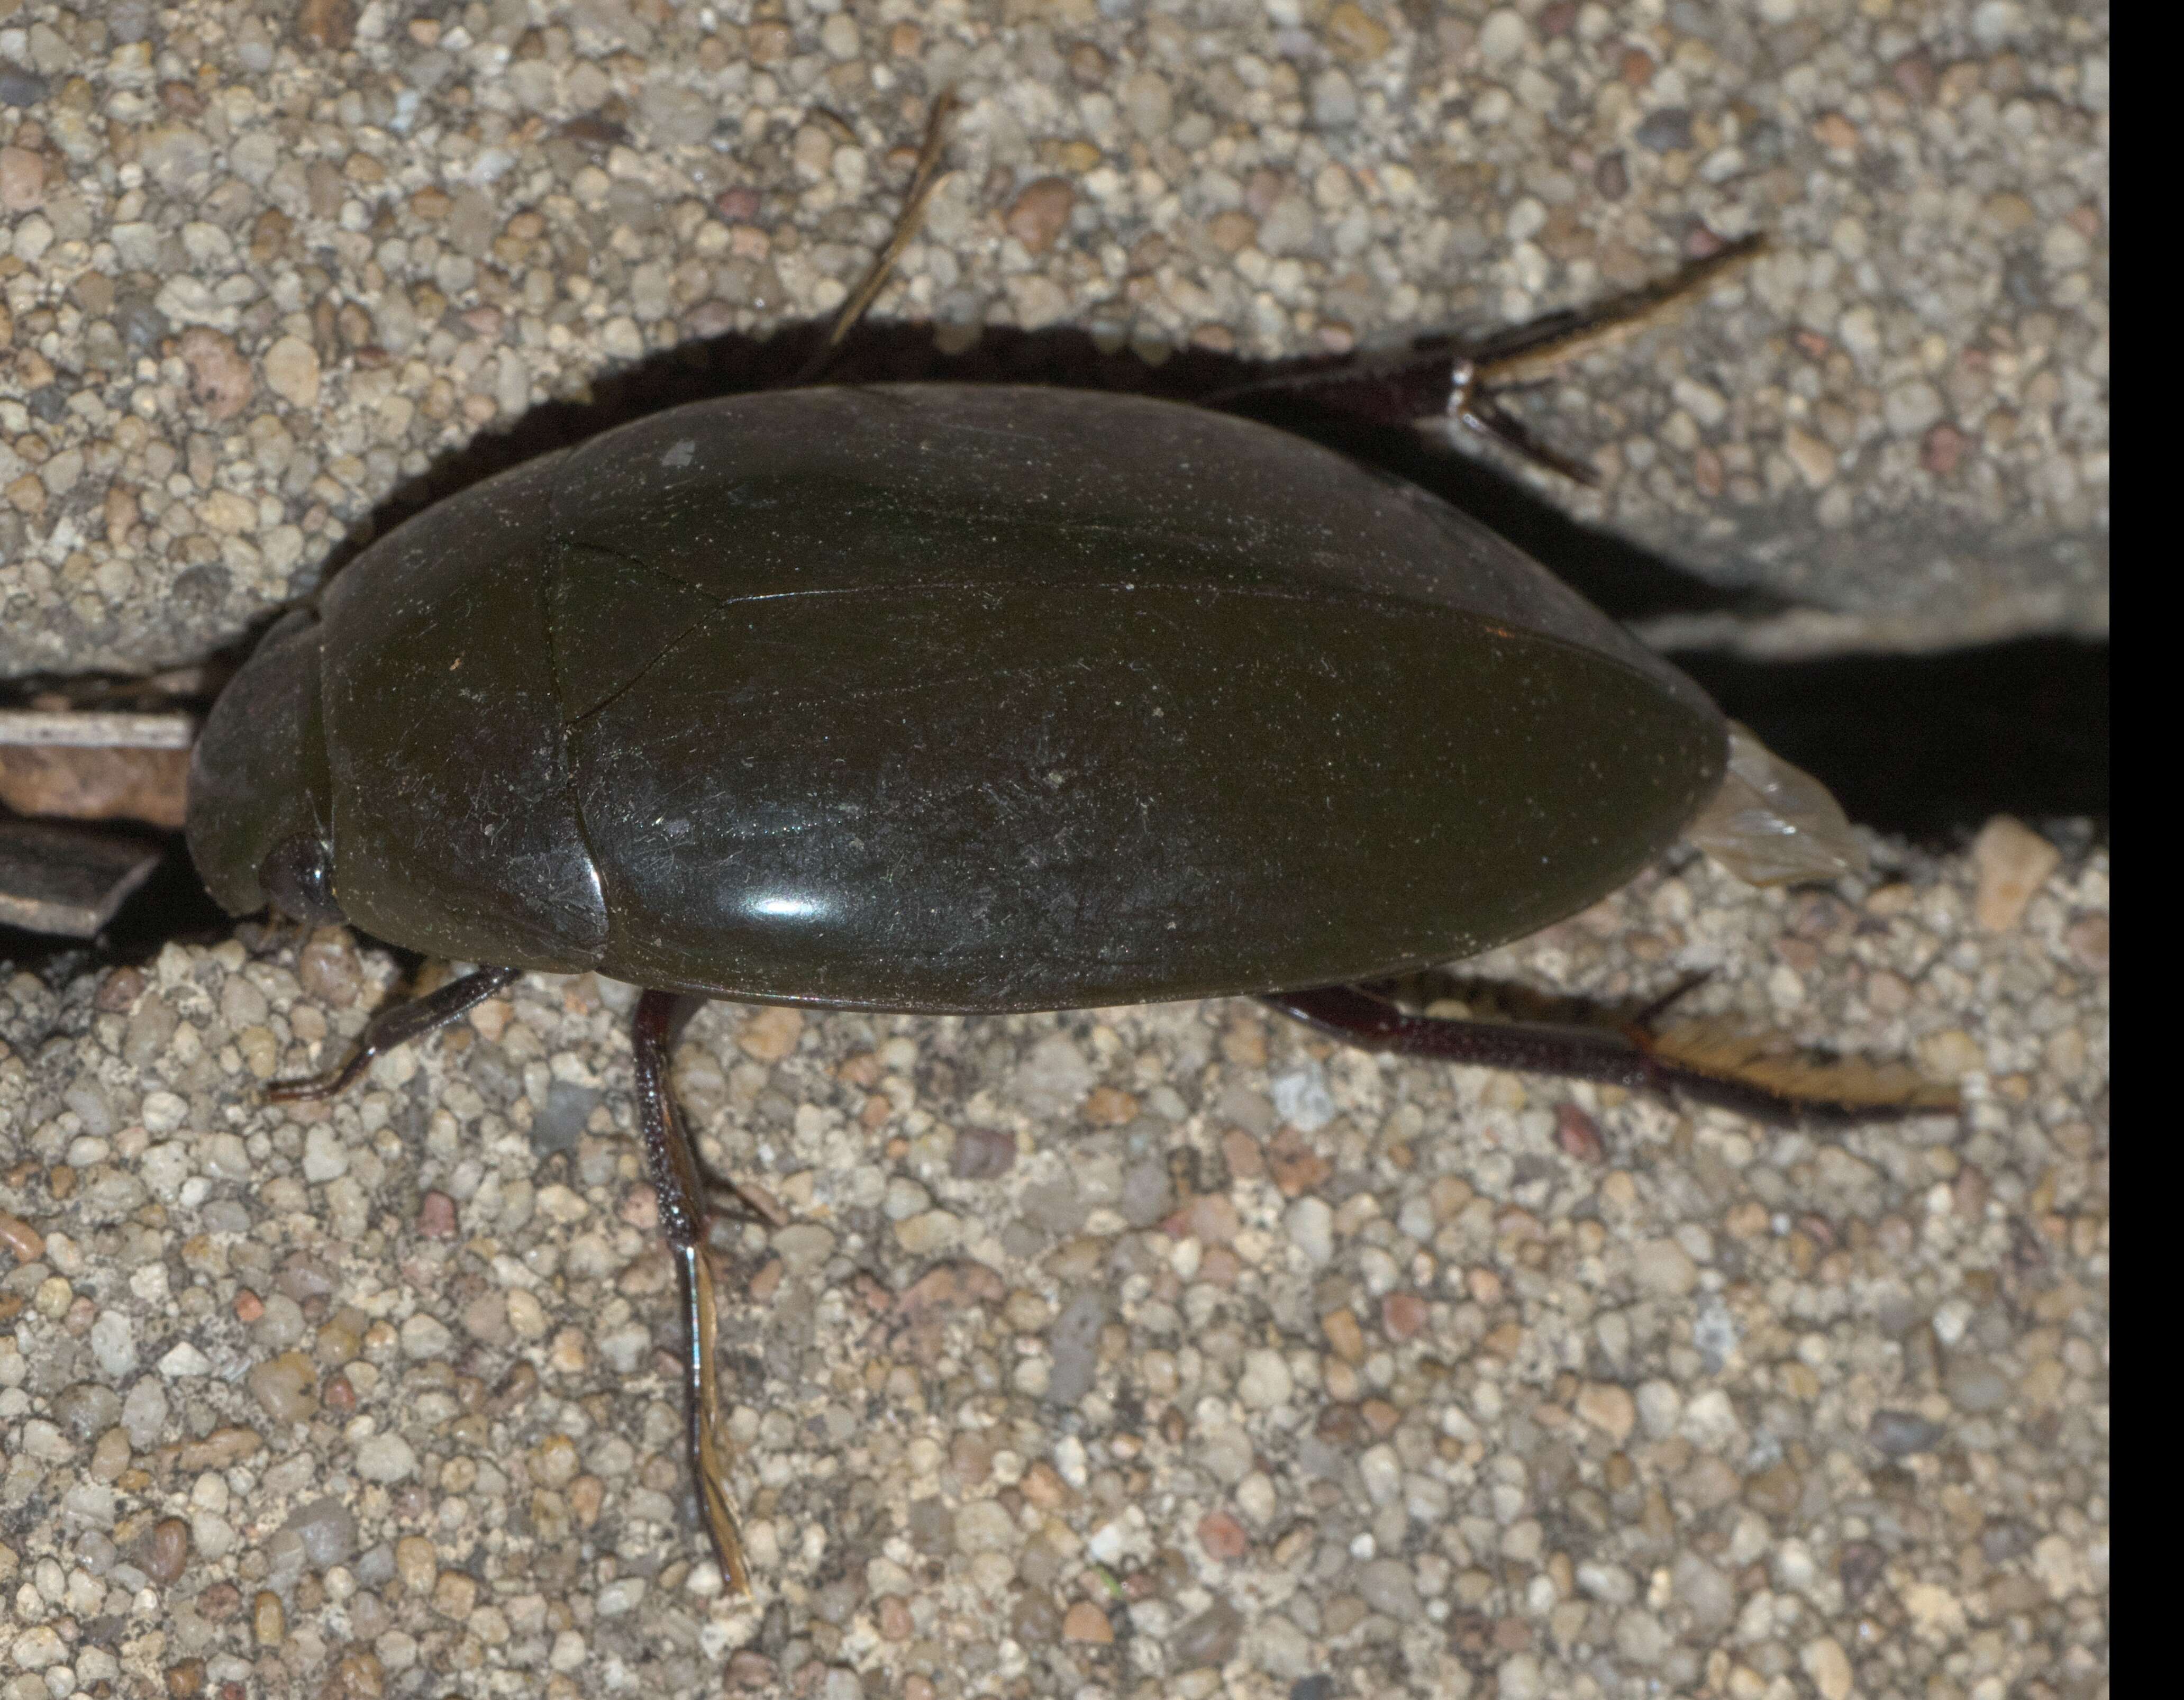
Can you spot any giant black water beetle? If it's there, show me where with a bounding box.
[183,101,1953,1592]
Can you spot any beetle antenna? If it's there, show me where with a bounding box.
[792,89,962,386]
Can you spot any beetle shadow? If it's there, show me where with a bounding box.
[334,313,1775,631]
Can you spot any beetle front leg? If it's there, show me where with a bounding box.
[267,964,521,1101]
[630,990,752,1596]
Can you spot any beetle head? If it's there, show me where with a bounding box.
[187,607,347,925]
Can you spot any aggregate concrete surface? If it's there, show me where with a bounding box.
[1,1,2107,1697]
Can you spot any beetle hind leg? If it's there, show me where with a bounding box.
[267,964,521,1101]
[1262,979,1958,1126]
[631,990,753,1595]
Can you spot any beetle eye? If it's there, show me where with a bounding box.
[259,832,345,925]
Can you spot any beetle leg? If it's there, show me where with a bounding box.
[1461,232,1766,389]
[631,989,752,1596]
[1267,983,1667,1094]
[791,89,961,386]
[1263,979,1957,1126]
[708,1173,793,1232]
[1203,233,1764,483]
[267,964,520,1101]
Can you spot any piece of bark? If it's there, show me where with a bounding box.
[0,710,194,829]
[0,746,190,827]
[0,820,162,937]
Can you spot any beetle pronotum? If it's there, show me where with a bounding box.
[184,98,1954,1594]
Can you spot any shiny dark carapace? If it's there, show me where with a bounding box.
[187,383,1726,1008]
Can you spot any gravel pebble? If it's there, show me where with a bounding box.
[1974,815,2064,930]
[352,1434,417,1483]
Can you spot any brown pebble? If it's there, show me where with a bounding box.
[1082,1085,1138,1125]
[1554,1102,1606,1164]
[253,1589,286,1648]
[1221,1012,1268,1066]
[489,1360,540,1416]
[247,1351,319,1424]
[1022,1461,1076,1510]
[327,1649,386,1696]
[1062,1599,1115,1643]
[1322,1306,1366,1363]
[877,1593,915,1640]
[1891,51,1939,102]
[233,1288,264,1323]
[1575,1382,1637,1446]
[1922,423,1969,475]
[1813,111,1860,151]
[1221,1126,1264,1181]
[198,1580,244,1622]
[1197,1508,1249,1560]
[1745,1460,1804,1517]
[1381,1291,1428,1340]
[178,327,254,421]
[737,1005,803,1061]
[164,1657,206,1697]
[417,1190,459,1239]
[1005,176,1075,254]
[569,1474,604,1524]
[432,1570,479,1618]
[147,1516,190,1584]
[296,0,356,48]
[95,965,146,1012]
[0,145,44,211]
[1186,1193,1239,1245]
[1972,815,2060,931]
[177,1426,261,1469]
[746,1258,785,1303]
[1207,208,1258,253]
[394,1534,438,1596]
[950,1123,1016,1179]
[1325,1,1393,60]
[724,1650,777,1689]
[1266,1128,1332,1196]
[2063,914,2109,974]
[0,1212,44,1264]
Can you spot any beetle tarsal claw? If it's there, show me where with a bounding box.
[678,1241,751,1596]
